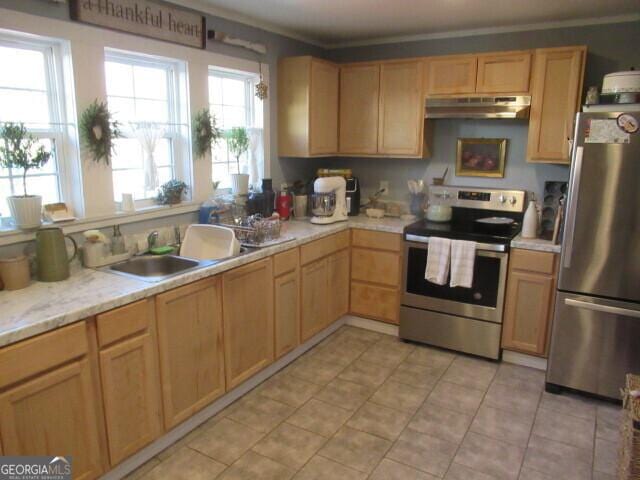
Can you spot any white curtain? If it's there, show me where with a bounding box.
[247,127,264,189]
[131,122,165,192]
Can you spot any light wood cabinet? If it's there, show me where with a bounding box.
[378,60,424,156]
[96,299,162,466]
[273,248,300,359]
[278,56,338,157]
[339,63,380,154]
[349,229,402,324]
[502,249,558,357]
[301,258,329,341]
[476,51,531,93]
[223,258,274,389]
[327,248,350,324]
[527,46,586,163]
[424,55,477,95]
[156,277,225,429]
[0,322,106,480]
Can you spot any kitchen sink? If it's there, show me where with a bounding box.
[107,255,215,282]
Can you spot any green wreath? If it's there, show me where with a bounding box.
[79,100,121,165]
[193,108,222,159]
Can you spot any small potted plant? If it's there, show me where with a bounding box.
[225,127,250,195]
[156,179,188,205]
[0,123,51,229]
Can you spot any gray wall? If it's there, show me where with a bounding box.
[0,0,325,188]
[310,20,640,202]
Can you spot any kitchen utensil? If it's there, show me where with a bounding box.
[432,168,448,186]
[410,193,426,218]
[311,192,337,217]
[0,255,31,290]
[181,224,241,259]
[426,204,452,222]
[35,227,77,282]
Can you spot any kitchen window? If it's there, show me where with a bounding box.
[0,37,68,219]
[105,50,188,205]
[208,68,264,189]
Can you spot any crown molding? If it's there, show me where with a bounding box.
[324,13,640,49]
[164,0,324,47]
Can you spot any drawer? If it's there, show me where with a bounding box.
[350,282,399,324]
[351,248,400,287]
[352,229,402,252]
[97,298,154,347]
[0,322,89,389]
[274,248,299,276]
[300,231,350,265]
[510,248,557,275]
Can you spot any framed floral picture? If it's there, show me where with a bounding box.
[456,138,507,178]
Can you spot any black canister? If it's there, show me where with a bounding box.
[261,178,276,217]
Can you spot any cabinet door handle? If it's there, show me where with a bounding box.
[565,298,640,318]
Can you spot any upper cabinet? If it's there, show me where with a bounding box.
[338,59,427,157]
[339,63,380,154]
[278,56,339,157]
[476,51,532,93]
[378,60,425,156]
[527,46,586,164]
[424,50,532,95]
[424,55,477,95]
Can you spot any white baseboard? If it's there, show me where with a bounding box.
[344,315,398,336]
[502,349,547,371]
[102,318,346,480]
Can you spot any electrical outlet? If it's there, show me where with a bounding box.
[379,180,389,196]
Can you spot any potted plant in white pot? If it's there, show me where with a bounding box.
[0,123,51,229]
[226,127,250,195]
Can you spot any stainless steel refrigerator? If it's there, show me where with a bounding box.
[546,109,640,400]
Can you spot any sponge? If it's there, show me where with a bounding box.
[149,246,174,255]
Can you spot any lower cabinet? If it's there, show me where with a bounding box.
[349,229,402,324]
[301,258,329,341]
[223,258,275,389]
[156,277,226,429]
[96,299,162,465]
[502,248,558,357]
[0,322,106,480]
[327,248,350,324]
[273,248,300,359]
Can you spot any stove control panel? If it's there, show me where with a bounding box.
[430,186,526,213]
[458,191,491,202]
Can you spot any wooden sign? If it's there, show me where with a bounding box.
[70,0,206,49]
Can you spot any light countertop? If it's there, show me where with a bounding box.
[0,216,413,348]
[511,234,562,253]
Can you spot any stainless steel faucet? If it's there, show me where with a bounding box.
[147,231,159,251]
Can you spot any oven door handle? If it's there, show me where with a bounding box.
[405,234,507,253]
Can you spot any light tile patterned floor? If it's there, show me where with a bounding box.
[127,326,622,480]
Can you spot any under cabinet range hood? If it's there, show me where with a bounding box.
[425,96,531,119]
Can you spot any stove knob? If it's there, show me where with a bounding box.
[498,195,506,204]
[509,196,517,205]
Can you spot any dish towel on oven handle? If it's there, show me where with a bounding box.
[425,237,451,285]
[450,239,476,288]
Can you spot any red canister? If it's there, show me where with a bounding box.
[276,191,292,220]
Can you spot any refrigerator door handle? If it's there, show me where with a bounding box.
[563,146,584,269]
[565,298,640,318]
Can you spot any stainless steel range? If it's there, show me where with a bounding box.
[400,186,526,359]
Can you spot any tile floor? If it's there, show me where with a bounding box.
[127,326,622,480]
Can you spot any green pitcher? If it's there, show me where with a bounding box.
[36,227,77,282]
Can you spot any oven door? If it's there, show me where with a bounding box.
[402,239,509,323]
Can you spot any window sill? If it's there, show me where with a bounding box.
[0,202,200,247]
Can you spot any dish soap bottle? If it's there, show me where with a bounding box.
[522,198,539,239]
[111,225,126,255]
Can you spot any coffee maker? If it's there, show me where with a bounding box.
[346,177,360,216]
